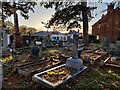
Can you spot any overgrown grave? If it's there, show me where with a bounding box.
[104,57,120,68]
[16,46,62,77]
[18,57,62,77]
[103,39,120,68]
[80,43,110,65]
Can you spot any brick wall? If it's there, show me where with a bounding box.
[92,8,120,43]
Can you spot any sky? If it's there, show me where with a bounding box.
[7,4,54,30]
[7,1,113,34]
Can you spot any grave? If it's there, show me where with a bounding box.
[18,58,61,77]
[102,37,110,49]
[32,64,87,88]
[104,57,120,68]
[60,54,70,63]
[66,57,84,70]
[2,25,8,50]
[80,48,105,65]
[31,46,40,57]
[116,40,120,51]
[32,32,87,88]
[66,32,84,69]
[2,25,10,58]
[110,50,120,57]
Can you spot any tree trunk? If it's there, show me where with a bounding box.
[81,1,89,46]
[12,3,21,48]
[12,13,22,48]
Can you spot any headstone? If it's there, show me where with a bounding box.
[42,39,46,49]
[39,46,42,57]
[110,50,120,57]
[2,26,8,50]
[31,46,40,57]
[116,40,120,51]
[102,37,110,49]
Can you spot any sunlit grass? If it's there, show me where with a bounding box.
[68,69,120,89]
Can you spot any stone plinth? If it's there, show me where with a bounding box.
[66,57,84,70]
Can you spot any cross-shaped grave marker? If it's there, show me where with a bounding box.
[68,32,82,58]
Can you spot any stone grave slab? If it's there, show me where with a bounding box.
[80,50,102,65]
[104,57,120,68]
[32,64,87,88]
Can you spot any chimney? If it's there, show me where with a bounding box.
[107,4,114,13]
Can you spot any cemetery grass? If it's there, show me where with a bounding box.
[3,64,120,89]
[3,46,120,89]
[63,66,120,89]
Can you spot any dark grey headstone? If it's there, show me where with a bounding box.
[31,46,40,57]
[110,50,120,57]
[116,41,120,51]
[102,37,110,49]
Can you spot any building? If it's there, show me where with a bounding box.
[92,4,120,43]
[50,34,67,42]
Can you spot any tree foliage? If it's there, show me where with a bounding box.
[40,1,98,45]
[41,2,96,30]
[2,1,37,20]
[4,21,13,34]
[19,25,37,35]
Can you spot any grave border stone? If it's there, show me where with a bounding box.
[32,64,87,88]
